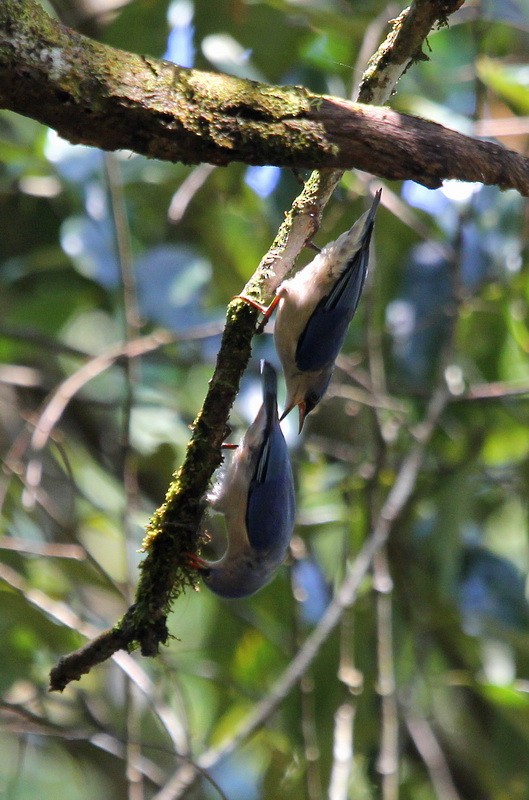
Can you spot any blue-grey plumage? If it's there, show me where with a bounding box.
[198,361,296,599]
[274,190,381,431]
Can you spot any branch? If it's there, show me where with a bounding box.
[2,0,529,194]
[46,0,471,691]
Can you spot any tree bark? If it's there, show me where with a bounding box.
[2,0,529,194]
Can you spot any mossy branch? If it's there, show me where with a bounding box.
[46,0,474,691]
[2,1,529,194]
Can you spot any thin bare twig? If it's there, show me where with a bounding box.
[404,712,462,800]
[168,164,216,224]
[0,538,85,559]
[328,703,356,800]
[105,151,146,800]
[374,550,399,800]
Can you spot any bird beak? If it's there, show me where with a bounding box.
[280,401,295,423]
[297,401,307,434]
[280,401,307,433]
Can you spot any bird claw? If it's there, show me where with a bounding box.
[232,294,280,334]
[232,294,269,315]
[184,551,206,571]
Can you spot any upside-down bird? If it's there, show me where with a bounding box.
[193,361,296,598]
[274,189,381,431]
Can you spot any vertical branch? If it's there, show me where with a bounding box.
[328,703,356,800]
[104,152,145,800]
[291,562,324,800]
[404,712,462,800]
[103,153,142,590]
[299,674,324,800]
[374,550,399,800]
[364,212,399,799]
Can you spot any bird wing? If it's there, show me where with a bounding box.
[295,243,369,372]
[295,192,379,372]
[245,424,295,555]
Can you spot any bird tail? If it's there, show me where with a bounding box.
[361,188,382,242]
[260,360,279,425]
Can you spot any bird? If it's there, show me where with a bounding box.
[192,360,296,598]
[273,189,381,432]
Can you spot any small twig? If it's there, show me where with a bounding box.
[404,712,462,800]
[105,151,147,800]
[168,164,216,224]
[463,380,529,401]
[328,703,356,800]
[374,550,399,800]
[0,538,85,559]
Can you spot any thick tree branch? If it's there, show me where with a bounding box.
[2,0,529,195]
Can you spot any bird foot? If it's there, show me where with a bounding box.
[232,294,268,314]
[184,552,206,571]
[232,294,280,333]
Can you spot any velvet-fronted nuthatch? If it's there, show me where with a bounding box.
[194,361,296,598]
[274,190,381,431]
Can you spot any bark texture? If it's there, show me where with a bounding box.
[1,0,529,194]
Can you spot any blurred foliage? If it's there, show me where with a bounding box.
[2,0,529,798]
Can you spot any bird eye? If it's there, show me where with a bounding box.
[305,391,320,414]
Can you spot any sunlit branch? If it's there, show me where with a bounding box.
[7,4,526,195]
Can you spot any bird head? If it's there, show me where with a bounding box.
[198,550,280,598]
[280,368,333,432]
